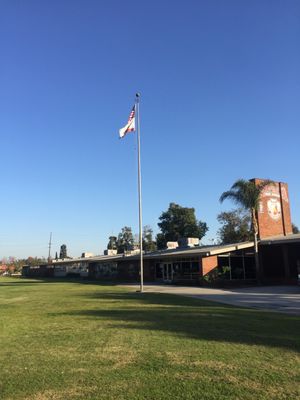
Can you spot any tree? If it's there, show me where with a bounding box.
[107,236,118,250]
[1,256,47,273]
[292,223,299,234]
[217,208,252,244]
[117,226,134,254]
[155,233,166,250]
[156,203,208,249]
[59,244,67,259]
[220,179,273,282]
[25,257,47,267]
[143,225,157,252]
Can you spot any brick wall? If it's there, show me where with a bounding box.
[252,178,293,239]
[201,256,218,276]
[279,182,293,235]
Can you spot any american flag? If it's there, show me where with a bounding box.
[119,105,136,138]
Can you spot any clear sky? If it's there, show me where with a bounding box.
[1,0,299,259]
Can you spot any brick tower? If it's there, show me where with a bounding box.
[252,178,293,239]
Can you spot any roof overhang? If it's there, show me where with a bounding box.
[259,233,300,245]
[51,254,125,265]
[140,241,254,259]
[48,241,255,266]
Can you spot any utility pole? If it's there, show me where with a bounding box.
[48,232,52,263]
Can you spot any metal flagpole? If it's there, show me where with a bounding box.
[135,93,144,292]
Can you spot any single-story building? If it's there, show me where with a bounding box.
[22,241,257,284]
[22,234,300,285]
[259,233,300,284]
[22,179,300,285]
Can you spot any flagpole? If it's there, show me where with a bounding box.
[136,92,144,293]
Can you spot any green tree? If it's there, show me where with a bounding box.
[3,257,47,273]
[220,179,273,282]
[117,226,134,254]
[292,223,299,234]
[217,208,252,244]
[25,257,47,267]
[156,203,208,249]
[59,244,67,259]
[107,236,118,250]
[143,225,157,252]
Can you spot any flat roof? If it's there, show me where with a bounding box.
[51,254,123,265]
[50,242,254,266]
[141,241,254,259]
[260,233,300,245]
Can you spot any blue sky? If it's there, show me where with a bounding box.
[1,0,299,259]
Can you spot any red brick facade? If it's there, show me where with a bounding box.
[201,256,218,276]
[252,179,293,239]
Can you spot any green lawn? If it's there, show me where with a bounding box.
[0,277,299,400]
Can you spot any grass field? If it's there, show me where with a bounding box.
[0,277,300,400]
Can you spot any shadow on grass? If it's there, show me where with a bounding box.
[62,290,300,352]
[0,277,123,287]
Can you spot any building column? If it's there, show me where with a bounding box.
[282,245,290,281]
[258,247,264,282]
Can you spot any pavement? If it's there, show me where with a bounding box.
[122,283,300,315]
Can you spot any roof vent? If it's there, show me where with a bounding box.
[166,241,178,249]
[103,249,118,256]
[178,237,200,248]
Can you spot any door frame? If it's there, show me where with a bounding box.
[162,262,173,283]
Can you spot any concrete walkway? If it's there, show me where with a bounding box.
[122,284,300,315]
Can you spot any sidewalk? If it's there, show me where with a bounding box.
[122,284,300,315]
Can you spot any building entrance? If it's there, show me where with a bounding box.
[162,263,173,282]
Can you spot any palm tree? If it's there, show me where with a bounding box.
[220,179,273,282]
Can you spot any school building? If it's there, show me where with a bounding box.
[23,179,300,285]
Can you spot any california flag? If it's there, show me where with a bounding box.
[119,106,135,138]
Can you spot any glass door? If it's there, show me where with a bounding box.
[162,263,173,283]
